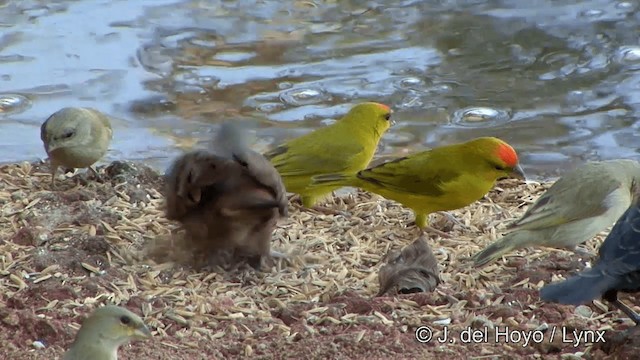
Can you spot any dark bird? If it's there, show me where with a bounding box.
[164,122,288,269]
[540,196,640,325]
[377,235,441,296]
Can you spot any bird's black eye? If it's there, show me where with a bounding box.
[384,113,391,121]
[120,315,131,325]
[494,164,505,171]
[58,128,75,140]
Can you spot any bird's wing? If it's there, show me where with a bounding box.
[508,172,626,231]
[357,155,461,196]
[264,142,366,177]
[40,118,50,143]
[232,150,288,216]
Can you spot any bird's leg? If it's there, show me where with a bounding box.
[415,213,451,238]
[613,299,640,326]
[49,165,58,188]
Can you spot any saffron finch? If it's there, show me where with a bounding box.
[312,137,525,233]
[263,102,393,208]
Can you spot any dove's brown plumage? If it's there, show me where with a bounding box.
[472,159,640,267]
[63,305,151,360]
[164,122,287,269]
[377,235,440,296]
[40,107,113,187]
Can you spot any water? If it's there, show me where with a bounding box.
[1,0,640,180]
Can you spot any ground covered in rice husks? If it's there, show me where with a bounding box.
[1,160,639,360]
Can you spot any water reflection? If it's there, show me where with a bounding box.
[1,0,639,180]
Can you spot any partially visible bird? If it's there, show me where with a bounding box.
[164,122,288,269]
[263,102,393,210]
[311,137,525,235]
[377,235,440,296]
[40,107,113,187]
[63,305,151,360]
[539,195,640,326]
[471,159,640,267]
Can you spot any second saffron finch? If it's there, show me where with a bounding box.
[311,137,526,233]
[263,102,393,209]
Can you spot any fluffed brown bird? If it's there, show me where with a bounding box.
[164,122,288,269]
[210,122,288,217]
[377,235,441,296]
[40,107,113,187]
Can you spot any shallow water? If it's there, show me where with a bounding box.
[1,0,639,179]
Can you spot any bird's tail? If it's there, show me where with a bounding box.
[210,122,254,157]
[310,173,355,188]
[539,269,616,305]
[471,231,533,267]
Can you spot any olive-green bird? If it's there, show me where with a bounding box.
[471,159,640,267]
[311,137,526,233]
[263,102,393,209]
[40,107,113,187]
[63,305,151,360]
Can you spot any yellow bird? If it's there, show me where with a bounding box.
[311,137,526,234]
[263,102,393,209]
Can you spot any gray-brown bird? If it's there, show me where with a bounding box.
[377,235,441,296]
[210,122,288,218]
[40,107,113,187]
[63,305,151,360]
[164,122,288,269]
[540,196,640,326]
[471,159,640,267]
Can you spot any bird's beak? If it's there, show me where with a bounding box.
[134,324,152,339]
[389,110,396,126]
[510,164,527,181]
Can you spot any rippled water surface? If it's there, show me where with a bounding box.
[2,0,640,179]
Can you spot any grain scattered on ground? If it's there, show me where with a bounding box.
[1,160,638,359]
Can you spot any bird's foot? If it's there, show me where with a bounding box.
[310,205,347,216]
[420,226,452,239]
[88,166,106,183]
[437,211,472,230]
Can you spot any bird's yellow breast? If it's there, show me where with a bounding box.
[366,171,497,214]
